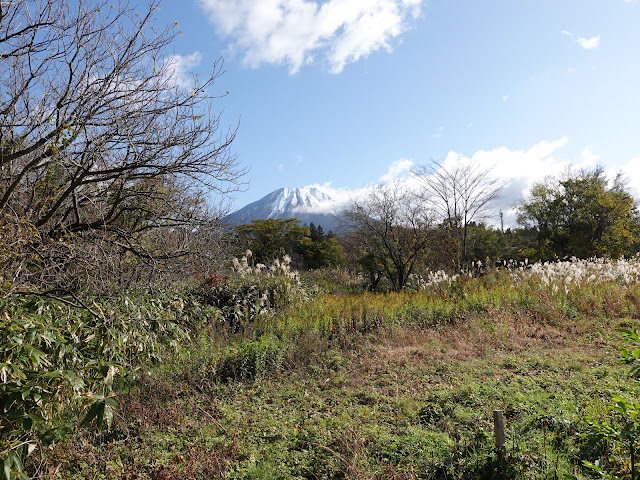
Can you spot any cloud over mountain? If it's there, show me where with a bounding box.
[229,138,640,232]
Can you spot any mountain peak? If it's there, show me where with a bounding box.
[225,186,341,231]
[267,186,334,214]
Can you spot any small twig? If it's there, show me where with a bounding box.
[195,405,227,433]
[14,289,102,318]
[0,439,32,456]
[306,441,370,479]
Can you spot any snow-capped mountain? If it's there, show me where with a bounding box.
[225,186,343,232]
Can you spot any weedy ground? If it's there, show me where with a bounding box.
[35,265,640,480]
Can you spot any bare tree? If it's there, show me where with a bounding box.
[412,159,503,269]
[341,183,434,291]
[0,0,244,290]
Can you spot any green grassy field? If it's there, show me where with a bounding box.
[7,260,640,479]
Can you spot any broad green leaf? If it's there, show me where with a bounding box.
[79,397,104,429]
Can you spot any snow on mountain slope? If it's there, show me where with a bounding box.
[225,186,344,231]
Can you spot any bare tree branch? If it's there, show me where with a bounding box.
[0,0,245,291]
[412,159,503,269]
[341,183,434,291]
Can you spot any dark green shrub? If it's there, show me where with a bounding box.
[0,291,209,477]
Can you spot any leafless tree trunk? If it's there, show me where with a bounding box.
[341,183,434,291]
[0,0,244,291]
[412,159,503,269]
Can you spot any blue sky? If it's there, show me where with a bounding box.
[154,0,640,221]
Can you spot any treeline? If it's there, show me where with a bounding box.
[230,167,639,291]
[233,219,343,270]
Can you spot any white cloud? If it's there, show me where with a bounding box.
[311,138,573,227]
[432,126,444,139]
[309,139,640,228]
[197,0,424,73]
[610,158,640,198]
[419,138,577,226]
[458,137,569,190]
[297,182,353,213]
[581,147,599,167]
[577,35,600,50]
[378,158,414,183]
[562,30,600,50]
[164,52,203,88]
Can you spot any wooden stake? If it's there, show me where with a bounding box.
[493,410,505,460]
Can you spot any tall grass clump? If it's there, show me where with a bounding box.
[260,257,640,356]
[214,334,286,382]
[195,252,307,334]
[503,257,640,321]
[169,253,308,388]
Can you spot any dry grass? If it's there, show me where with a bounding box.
[362,309,613,372]
[149,443,238,480]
